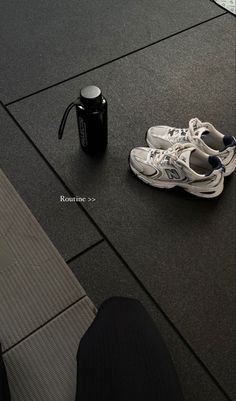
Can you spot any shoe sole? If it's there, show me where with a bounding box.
[130,163,224,198]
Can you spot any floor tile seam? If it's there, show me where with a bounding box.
[2,103,232,400]
[65,239,105,264]
[2,295,88,356]
[4,12,227,106]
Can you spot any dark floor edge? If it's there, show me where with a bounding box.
[1,103,232,401]
[2,295,87,355]
[66,239,105,264]
[5,12,227,107]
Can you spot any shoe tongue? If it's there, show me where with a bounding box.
[178,147,194,167]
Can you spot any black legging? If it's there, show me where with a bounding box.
[76,297,184,401]
[0,344,11,401]
[0,298,184,401]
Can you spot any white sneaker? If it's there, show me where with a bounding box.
[129,143,224,198]
[146,118,236,176]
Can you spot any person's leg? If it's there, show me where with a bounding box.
[0,344,11,401]
[76,297,184,401]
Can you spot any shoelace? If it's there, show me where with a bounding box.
[148,143,186,165]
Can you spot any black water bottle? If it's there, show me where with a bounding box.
[77,86,107,153]
[58,85,108,154]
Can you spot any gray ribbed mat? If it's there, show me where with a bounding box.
[4,297,95,401]
[0,168,87,350]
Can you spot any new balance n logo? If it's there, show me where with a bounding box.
[165,169,180,179]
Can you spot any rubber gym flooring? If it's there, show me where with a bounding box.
[0,1,235,400]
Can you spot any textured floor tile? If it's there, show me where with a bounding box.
[3,297,96,401]
[69,242,228,401]
[0,168,86,350]
[0,105,101,261]
[0,0,222,103]
[9,15,235,398]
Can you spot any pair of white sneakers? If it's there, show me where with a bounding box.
[129,118,236,198]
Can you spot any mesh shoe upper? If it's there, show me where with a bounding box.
[130,143,223,183]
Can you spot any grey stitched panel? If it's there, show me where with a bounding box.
[3,297,96,401]
[0,168,85,350]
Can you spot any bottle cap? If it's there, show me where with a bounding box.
[80,85,102,108]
